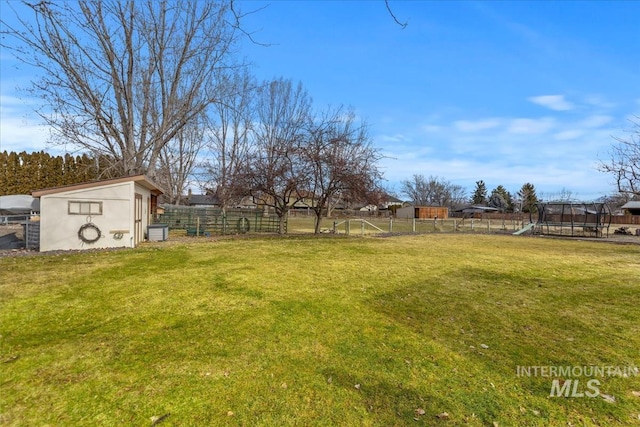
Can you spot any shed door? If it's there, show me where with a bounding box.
[134,193,143,245]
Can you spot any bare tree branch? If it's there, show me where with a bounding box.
[244,78,312,233]
[156,112,206,205]
[385,0,408,29]
[599,117,640,197]
[304,106,383,233]
[1,0,241,177]
[401,175,466,209]
[229,0,272,47]
[201,69,256,212]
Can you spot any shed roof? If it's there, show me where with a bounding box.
[188,194,220,206]
[383,194,404,203]
[31,174,164,197]
[621,201,640,209]
[454,205,500,213]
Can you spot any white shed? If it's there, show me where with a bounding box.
[32,175,163,252]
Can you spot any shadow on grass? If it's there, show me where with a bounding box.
[318,366,453,424]
[367,267,640,425]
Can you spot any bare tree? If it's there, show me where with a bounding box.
[401,175,429,206]
[1,0,239,177]
[244,78,312,233]
[542,187,577,203]
[599,119,640,197]
[305,107,382,233]
[449,185,468,209]
[155,113,206,204]
[401,174,466,208]
[201,70,256,212]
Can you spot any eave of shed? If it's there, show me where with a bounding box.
[31,174,164,197]
[621,201,640,209]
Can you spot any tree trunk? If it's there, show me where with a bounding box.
[278,213,287,234]
[314,212,323,234]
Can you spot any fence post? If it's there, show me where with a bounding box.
[333,221,337,234]
[412,218,416,233]
[453,219,457,232]
[471,219,474,230]
[433,218,437,232]
[389,217,393,233]
[196,217,200,236]
[487,220,491,232]
[361,219,365,236]
[346,220,350,235]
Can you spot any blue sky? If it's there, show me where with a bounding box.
[2,1,639,201]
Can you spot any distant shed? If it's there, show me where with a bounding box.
[621,201,640,216]
[188,194,220,207]
[395,205,449,219]
[32,175,163,252]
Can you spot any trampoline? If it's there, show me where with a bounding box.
[535,202,612,238]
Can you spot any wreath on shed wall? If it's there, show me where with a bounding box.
[78,223,102,244]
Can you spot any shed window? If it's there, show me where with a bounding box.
[68,201,102,215]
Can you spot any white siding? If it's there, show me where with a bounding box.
[39,182,146,251]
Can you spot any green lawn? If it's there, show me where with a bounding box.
[1,234,639,426]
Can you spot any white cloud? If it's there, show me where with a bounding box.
[422,124,443,133]
[0,95,51,153]
[583,95,616,110]
[508,117,556,134]
[379,105,624,200]
[0,94,38,115]
[528,95,574,111]
[0,115,50,153]
[453,118,502,132]
[554,130,583,141]
[579,115,613,128]
[377,133,410,143]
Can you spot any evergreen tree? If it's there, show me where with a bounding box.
[76,154,99,182]
[63,153,77,185]
[0,151,8,195]
[6,152,21,194]
[471,180,488,205]
[49,155,65,188]
[518,182,539,213]
[0,150,102,194]
[19,151,38,193]
[31,151,49,190]
[489,185,514,212]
